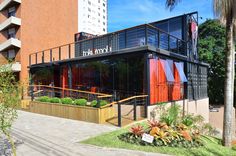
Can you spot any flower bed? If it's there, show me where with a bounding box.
[118,104,215,148]
[29,96,115,124]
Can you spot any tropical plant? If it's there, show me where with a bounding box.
[180,130,192,141]
[61,97,73,105]
[0,65,21,156]
[130,125,144,137]
[155,130,170,145]
[160,104,180,126]
[150,126,160,137]
[148,120,160,130]
[166,128,181,140]
[74,99,87,106]
[165,0,236,147]
[182,115,194,127]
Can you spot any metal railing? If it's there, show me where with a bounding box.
[29,24,187,66]
[111,95,148,127]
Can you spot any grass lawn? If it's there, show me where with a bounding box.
[81,125,236,156]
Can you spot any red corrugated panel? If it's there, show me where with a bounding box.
[157,59,168,103]
[172,63,181,100]
[149,59,158,104]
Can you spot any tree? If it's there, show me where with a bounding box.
[198,20,226,105]
[166,0,236,146]
[0,65,20,156]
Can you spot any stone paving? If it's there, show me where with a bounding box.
[2,111,168,156]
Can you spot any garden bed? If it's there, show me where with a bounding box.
[29,101,115,124]
[82,104,236,156]
[82,125,236,156]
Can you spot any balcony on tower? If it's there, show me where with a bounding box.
[0,0,21,11]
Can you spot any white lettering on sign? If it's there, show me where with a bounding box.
[142,133,154,143]
[82,46,112,56]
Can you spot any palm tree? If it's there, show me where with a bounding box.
[166,0,236,146]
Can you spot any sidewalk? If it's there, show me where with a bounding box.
[11,111,168,156]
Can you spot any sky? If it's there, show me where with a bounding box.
[108,0,214,32]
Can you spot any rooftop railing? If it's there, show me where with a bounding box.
[29,24,187,66]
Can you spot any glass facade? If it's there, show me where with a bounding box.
[152,17,183,40]
[67,53,146,99]
[31,67,54,85]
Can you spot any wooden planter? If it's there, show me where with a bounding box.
[29,101,115,124]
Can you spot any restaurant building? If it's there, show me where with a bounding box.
[29,12,209,121]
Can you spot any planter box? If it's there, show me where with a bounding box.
[29,101,115,124]
[21,100,30,110]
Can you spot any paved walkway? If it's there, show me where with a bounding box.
[11,111,168,156]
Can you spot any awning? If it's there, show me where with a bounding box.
[174,62,187,82]
[160,59,175,82]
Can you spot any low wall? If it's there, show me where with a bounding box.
[209,105,235,136]
[147,98,209,122]
[29,101,115,124]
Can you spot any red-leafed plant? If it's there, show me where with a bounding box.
[130,125,144,137]
[148,120,160,129]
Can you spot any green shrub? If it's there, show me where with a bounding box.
[91,100,97,107]
[74,99,87,106]
[38,96,50,102]
[99,100,108,107]
[50,97,60,103]
[90,100,108,107]
[61,97,73,105]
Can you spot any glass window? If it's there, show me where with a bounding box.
[152,17,183,40]
[8,28,16,39]
[126,27,145,48]
[154,21,168,32]
[31,67,54,85]
[8,7,16,17]
[8,50,15,59]
[169,17,182,39]
[71,53,146,99]
[147,27,158,48]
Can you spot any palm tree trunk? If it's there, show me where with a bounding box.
[223,14,234,147]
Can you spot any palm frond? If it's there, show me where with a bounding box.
[165,0,181,11]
